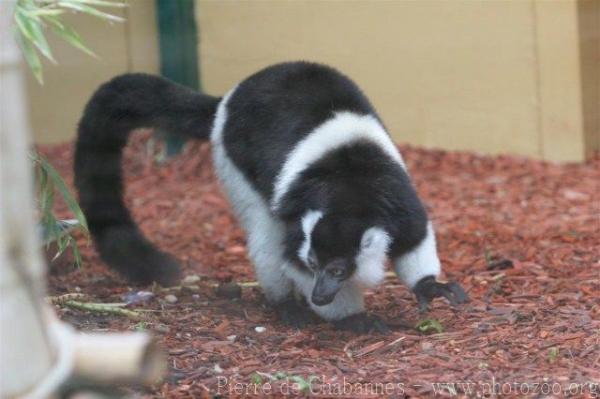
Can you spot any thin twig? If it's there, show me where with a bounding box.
[47,293,88,305]
[58,300,143,320]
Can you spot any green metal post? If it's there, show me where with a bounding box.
[155,0,200,156]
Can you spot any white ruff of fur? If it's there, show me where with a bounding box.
[298,210,323,265]
[211,87,293,303]
[393,222,441,288]
[354,227,391,288]
[271,111,407,211]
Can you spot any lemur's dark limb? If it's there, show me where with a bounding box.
[413,276,469,312]
[274,298,317,329]
[334,312,391,334]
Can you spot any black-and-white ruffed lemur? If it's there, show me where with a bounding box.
[75,61,468,333]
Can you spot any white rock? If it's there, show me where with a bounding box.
[164,294,178,303]
[182,275,201,285]
[254,326,266,333]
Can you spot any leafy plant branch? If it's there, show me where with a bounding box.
[14,0,125,84]
[32,152,89,266]
[13,0,125,266]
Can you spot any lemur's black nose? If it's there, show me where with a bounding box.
[311,293,335,306]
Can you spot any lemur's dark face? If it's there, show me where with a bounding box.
[306,249,356,306]
[299,211,390,306]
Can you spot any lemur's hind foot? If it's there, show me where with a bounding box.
[333,313,390,334]
[275,299,317,329]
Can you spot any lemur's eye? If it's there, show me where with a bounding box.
[329,268,345,278]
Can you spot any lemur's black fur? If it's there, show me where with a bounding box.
[223,62,377,199]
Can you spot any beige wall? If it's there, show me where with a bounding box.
[197,0,599,162]
[578,0,600,159]
[26,0,159,144]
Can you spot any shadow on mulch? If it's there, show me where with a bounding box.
[40,133,600,398]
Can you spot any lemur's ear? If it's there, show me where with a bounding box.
[274,179,329,219]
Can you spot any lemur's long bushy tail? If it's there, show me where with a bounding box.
[75,74,221,285]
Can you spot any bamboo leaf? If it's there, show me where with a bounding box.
[61,0,126,8]
[57,1,125,22]
[71,239,82,267]
[14,28,44,84]
[37,161,50,211]
[14,9,56,63]
[23,9,65,18]
[45,15,96,58]
[57,233,69,255]
[40,14,65,29]
[35,154,89,233]
[39,165,55,220]
[45,212,60,250]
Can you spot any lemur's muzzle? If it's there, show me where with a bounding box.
[311,268,344,306]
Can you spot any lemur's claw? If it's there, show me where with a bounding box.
[334,313,391,334]
[414,276,469,312]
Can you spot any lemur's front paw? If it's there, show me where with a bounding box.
[333,313,390,334]
[413,276,469,312]
[275,299,316,329]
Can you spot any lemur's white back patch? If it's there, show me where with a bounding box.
[393,222,441,288]
[271,112,406,211]
[354,227,391,287]
[298,210,323,265]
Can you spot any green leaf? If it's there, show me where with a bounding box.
[548,347,559,363]
[44,213,60,250]
[415,318,444,334]
[36,161,49,211]
[39,166,56,221]
[250,373,262,385]
[484,248,492,266]
[23,9,65,18]
[45,15,97,57]
[14,8,57,64]
[289,375,314,393]
[135,321,147,331]
[274,372,287,380]
[71,238,82,267]
[61,0,127,8]
[57,1,125,22]
[57,232,70,254]
[14,29,44,84]
[34,154,89,233]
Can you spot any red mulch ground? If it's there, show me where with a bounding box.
[40,133,599,398]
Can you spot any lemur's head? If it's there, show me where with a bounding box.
[297,210,390,306]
